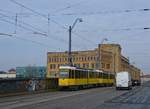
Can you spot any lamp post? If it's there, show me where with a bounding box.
[68,18,83,66]
[97,38,108,70]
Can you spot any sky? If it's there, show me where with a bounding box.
[0,0,150,73]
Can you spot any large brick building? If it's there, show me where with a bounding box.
[47,44,141,78]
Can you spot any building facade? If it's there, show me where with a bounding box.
[47,44,141,78]
[16,66,46,79]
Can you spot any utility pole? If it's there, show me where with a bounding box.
[68,18,83,66]
[48,14,50,35]
[14,13,18,34]
[68,26,72,66]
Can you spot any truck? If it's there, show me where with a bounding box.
[116,71,132,90]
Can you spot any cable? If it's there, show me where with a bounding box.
[59,8,150,16]
[9,0,93,46]
[0,13,47,34]
[11,35,51,47]
[0,13,69,44]
[0,18,39,32]
[72,32,96,45]
[51,0,88,14]
[0,9,15,14]
[0,33,48,47]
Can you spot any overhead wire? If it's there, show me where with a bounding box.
[0,15,85,48]
[51,0,88,14]
[9,0,95,46]
[0,12,71,44]
[58,8,150,16]
[8,0,150,48]
[0,13,47,35]
[0,32,60,50]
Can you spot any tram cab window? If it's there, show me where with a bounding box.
[60,71,69,78]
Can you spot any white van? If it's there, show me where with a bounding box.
[116,71,132,90]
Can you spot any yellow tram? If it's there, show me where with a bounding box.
[59,66,115,90]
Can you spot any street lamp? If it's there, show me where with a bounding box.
[97,38,108,69]
[68,18,83,66]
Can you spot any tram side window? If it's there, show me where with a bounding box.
[101,73,104,78]
[72,70,75,78]
[110,74,114,79]
[107,73,111,79]
[109,74,112,79]
[85,71,88,78]
[80,71,83,78]
[78,70,85,78]
[103,73,106,79]
[75,70,80,79]
[96,72,99,78]
[99,72,103,78]
[112,74,115,79]
[93,72,95,78]
[84,71,88,78]
[79,71,81,78]
[103,73,107,79]
[106,74,109,79]
[92,72,94,78]
[69,70,75,78]
[69,70,72,78]
[110,74,112,79]
[89,72,92,78]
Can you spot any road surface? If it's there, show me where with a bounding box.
[0,82,149,109]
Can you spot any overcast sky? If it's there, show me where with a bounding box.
[0,0,150,73]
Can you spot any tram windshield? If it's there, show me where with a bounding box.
[60,72,69,78]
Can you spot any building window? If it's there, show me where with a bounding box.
[90,56,92,61]
[50,64,56,69]
[106,64,110,69]
[93,56,96,61]
[72,57,75,61]
[59,58,61,62]
[102,63,105,68]
[74,63,80,67]
[57,64,60,68]
[76,57,78,61]
[83,63,89,68]
[85,57,87,61]
[50,64,52,69]
[64,57,67,61]
[49,58,51,62]
[91,63,95,69]
[54,58,56,62]
[81,57,84,61]
[56,58,58,62]
[88,57,90,61]
[79,57,81,61]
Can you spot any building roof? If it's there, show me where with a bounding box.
[141,74,150,78]
[8,68,16,72]
[0,71,7,74]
